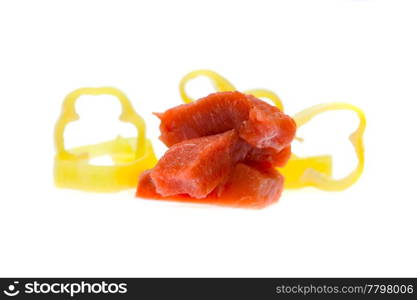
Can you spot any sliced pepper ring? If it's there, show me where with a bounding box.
[280,102,366,191]
[54,87,157,192]
[179,69,284,110]
[179,69,236,103]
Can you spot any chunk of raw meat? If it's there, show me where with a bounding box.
[150,130,250,199]
[136,91,296,208]
[137,163,284,209]
[156,91,296,151]
[212,163,284,208]
[246,145,292,168]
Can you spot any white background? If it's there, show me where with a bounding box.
[0,0,416,277]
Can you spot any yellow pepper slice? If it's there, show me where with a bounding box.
[179,69,284,111]
[178,70,366,191]
[281,102,366,190]
[179,69,236,103]
[54,87,157,192]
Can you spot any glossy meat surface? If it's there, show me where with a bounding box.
[137,163,284,209]
[156,91,296,152]
[150,130,250,198]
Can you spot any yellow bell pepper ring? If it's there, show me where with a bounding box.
[179,69,236,103]
[179,69,284,111]
[54,87,157,192]
[280,102,366,191]
[178,69,287,144]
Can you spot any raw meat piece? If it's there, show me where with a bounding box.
[156,91,296,151]
[137,163,284,209]
[136,91,296,208]
[239,97,296,149]
[136,170,164,199]
[212,163,284,208]
[246,145,292,168]
[150,130,250,199]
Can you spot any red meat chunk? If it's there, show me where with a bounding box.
[137,163,284,209]
[150,130,250,199]
[246,145,292,168]
[136,91,296,208]
[156,91,296,152]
